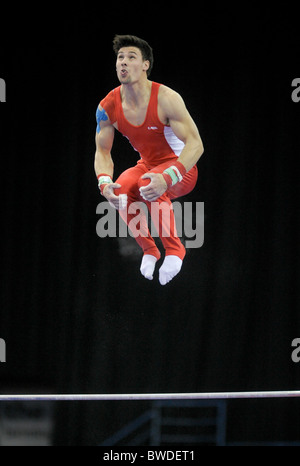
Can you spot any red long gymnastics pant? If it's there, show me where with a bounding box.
[114,159,198,260]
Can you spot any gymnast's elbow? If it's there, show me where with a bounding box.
[194,136,204,163]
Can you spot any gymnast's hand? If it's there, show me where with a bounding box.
[139,173,168,202]
[102,183,127,210]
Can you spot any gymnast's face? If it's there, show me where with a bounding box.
[116,47,149,84]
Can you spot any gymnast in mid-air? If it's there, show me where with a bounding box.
[95,35,204,285]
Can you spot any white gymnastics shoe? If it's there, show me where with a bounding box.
[140,254,158,280]
[159,255,183,285]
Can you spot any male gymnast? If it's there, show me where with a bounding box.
[94,35,204,285]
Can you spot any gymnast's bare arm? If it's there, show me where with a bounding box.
[94,106,123,210]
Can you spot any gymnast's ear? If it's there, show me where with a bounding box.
[143,60,150,73]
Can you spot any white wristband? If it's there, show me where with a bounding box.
[98,175,113,188]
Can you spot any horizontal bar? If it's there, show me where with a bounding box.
[0,391,300,401]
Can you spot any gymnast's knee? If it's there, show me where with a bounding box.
[114,172,139,196]
[137,175,151,190]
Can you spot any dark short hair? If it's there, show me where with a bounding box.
[113,34,154,77]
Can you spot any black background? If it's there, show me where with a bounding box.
[0,5,300,445]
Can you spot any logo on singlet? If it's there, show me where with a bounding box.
[147,126,158,130]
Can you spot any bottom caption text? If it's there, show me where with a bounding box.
[102,450,195,462]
